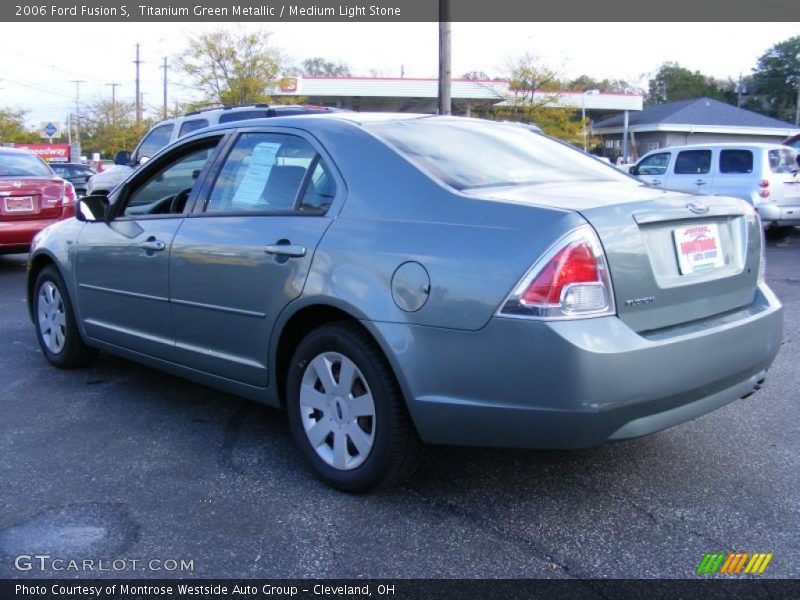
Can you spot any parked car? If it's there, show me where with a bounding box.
[629,143,800,239]
[86,104,347,196]
[27,114,782,491]
[49,162,96,197]
[783,133,800,150]
[0,148,76,254]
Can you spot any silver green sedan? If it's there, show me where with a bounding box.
[27,114,783,491]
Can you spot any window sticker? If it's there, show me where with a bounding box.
[231,142,281,206]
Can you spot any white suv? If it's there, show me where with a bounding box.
[630,143,800,238]
[87,104,345,196]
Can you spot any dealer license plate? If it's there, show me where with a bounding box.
[673,222,725,275]
[5,196,34,212]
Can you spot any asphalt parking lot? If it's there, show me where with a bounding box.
[0,233,798,580]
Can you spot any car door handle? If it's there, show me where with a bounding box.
[649,180,662,186]
[139,238,166,251]
[264,244,306,257]
[695,180,708,186]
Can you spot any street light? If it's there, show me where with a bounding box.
[582,89,600,151]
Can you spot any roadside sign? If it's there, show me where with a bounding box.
[40,122,62,140]
[15,143,70,162]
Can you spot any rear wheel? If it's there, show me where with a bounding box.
[286,322,422,492]
[33,266,98,369]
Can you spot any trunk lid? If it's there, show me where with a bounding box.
[0,177,65,219]
[467,181,760,332]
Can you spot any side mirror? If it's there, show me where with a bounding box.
[76,195,110,223]
[628,165,639,176]
[114,150,132,166]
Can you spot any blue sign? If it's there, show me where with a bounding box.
[44,123,58,137]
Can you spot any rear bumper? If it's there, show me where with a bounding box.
[757,202,800,226]
[366,284,783,449]
[0,208,73,252]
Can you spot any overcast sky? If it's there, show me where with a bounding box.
[1,22,798,127]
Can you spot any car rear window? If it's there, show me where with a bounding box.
[674,150,712,175]
[768,148,798,173]
[719,149,753,174]
[179,119,209,137]
[0,152,53,177]
[367,118,631,190]
[218,110,271,124]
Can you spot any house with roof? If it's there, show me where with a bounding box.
[591,97,800,161]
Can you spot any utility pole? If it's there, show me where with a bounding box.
[69,79,85,143]
[106,83,121,126]
[437,0,451,116]
[134,43,142,125]
[737,73,743,108]
[161,57,168,119]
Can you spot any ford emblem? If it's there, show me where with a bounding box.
[686,202,709,215]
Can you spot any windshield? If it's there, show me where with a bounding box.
[367,118,631,190]
[0,152,53,177]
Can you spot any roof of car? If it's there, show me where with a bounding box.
[646,142,794,151]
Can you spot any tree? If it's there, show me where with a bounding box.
[646,62,727,105]
[495,53,586,144]
[750,36,800,122]
[80,98,150,157]
[177,28,286,105]
[461,70,490,81]
[568,75,638,94]
[301,57,351,77]
[0,108,38,144]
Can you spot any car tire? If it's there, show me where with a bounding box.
[765,226,794,241]
[286,321,422,492]
[33,266,98,369]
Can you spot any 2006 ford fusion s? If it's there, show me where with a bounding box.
[28,114,783,491]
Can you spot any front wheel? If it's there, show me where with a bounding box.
[33,266,98,369]
[286,322,422,492]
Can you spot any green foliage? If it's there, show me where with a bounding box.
[80,99,152,157]
[301,57,351,77]
[750,35,800,122]
[646,62,729,105]
[496,53,587,144]
[177,28,285,106]
[0,108,38,144]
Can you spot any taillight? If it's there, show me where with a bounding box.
[758,189,770,198]
[62,181,76,205]
[498,225,616,319]
[758,179,770,188]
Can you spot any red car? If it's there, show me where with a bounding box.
[785,133,800,150]
[0,148,76,254]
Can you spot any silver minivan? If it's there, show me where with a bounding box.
[630,143,800,238]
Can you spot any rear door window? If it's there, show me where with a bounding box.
[719,150,753,174]
[178,119,209,137]
[203,133,328,213]
[674,150,712,175]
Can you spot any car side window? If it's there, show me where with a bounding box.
[637,152,671,175]
[136,124,174,161]
[674,150,712,175]
[178,119,209,138]
[299,161,336,212]
[118,140,219,218]
[204,133,330,214]
[719,150,753,174]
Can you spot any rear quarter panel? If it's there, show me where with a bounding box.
[303,121,585,331]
